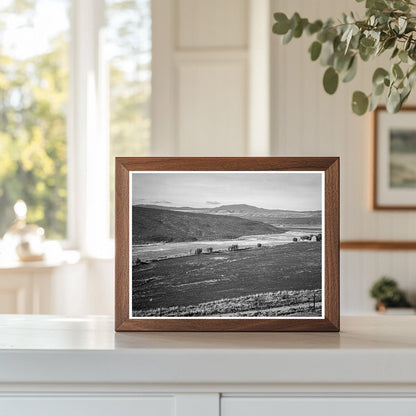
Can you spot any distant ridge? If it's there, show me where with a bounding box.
[137,203,321,215]
[132,206,285,244]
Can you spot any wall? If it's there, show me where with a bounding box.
[271,0,416,313]
[152,0,272,156]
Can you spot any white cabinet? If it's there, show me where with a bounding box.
[0,267,58,314]
[0,262,84,314]
[1,316,416,416]
[0,255,114,315]
[222,398,416,416]
[3,396,416,416]
[1,397,175,416]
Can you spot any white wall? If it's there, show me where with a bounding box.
[271,0,416,313]
[152,0,269,156]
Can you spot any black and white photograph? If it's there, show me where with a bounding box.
[374,107,416,209]
[390,129,416,189]
[130,171,324,318]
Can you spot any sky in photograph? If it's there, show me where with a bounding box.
[131,172,323,211]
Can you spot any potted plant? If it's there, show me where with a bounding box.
[272,0,416,115]
[369,276,413,313]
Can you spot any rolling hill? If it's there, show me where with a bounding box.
[132,206,284,244]
[138,204,322,228]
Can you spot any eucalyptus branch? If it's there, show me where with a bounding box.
[272,0,416,115]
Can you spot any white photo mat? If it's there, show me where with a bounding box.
[376,108,416,208]
[128,171,325,320]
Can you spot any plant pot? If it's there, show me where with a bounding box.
[375,303,415,315]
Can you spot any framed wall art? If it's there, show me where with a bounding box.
[115,157,339,331]
[374,106,416,210]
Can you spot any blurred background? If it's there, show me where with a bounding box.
[0,0,415,316]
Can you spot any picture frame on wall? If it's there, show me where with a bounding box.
[374,106,416,210]
[115,157,339,332]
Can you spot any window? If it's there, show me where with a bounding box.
[0,0,70,239]
[0,0,151,252]
[106,0,151,237]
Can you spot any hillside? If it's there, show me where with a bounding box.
[132,206,284,244]
[138,204,321,228]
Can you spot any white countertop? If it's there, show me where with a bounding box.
[0,315,415,386]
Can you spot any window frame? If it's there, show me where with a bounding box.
[67,0,111,257]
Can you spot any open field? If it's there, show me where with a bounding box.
[132,229,322,262]
[132,242,322,316]
[132,289,322,317]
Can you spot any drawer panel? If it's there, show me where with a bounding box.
[0,396,174,416]
[222,397,416,416]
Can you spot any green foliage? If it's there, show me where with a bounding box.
[0,0,151,238]
[308,41,322,61]
[323,67,339,94]
[369,276,411,307]
[273,13,290,34]
[272,0,416,115]
[352,90,369,114]
[0,6,69,238]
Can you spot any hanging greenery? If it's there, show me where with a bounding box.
[272,0,416,115]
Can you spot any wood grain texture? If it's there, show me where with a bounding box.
[324,158,340,331]
[114,157,340,332]
[114,159,130,330]
[373,106,416,210]
[341,241,416,250]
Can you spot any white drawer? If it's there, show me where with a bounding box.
[0,396,175,416]
[221,397,416,416]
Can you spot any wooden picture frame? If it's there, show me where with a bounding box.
[115,157,339,332]
[373,106,416,210]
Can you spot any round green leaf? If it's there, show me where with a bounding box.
[384,37,396,50]
[323,67,339,95]
[334,52,348,72]
[342,56,357,83]
[373,82,384,96]
[391,47,399,59]
[393,63,404,79]
[367,0,388,11]
[320,41,335,66]
[359,44,374,62]
[309,41,322,61]
[387,88,401,113]
[307,20,323,35]
[290,12,301,30]
[399,50,408,63]
[282,29,293,44]
[369,92,383,112]
[352,91,369,115]
[317,30,328,43]
[293,18,308,38]
[360,37,375,48]
[273,13,290,35]
[372,68,389,86]
[400,88,411,107]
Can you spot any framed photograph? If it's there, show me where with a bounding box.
[374,106,416,209]
[115,157,339,331]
